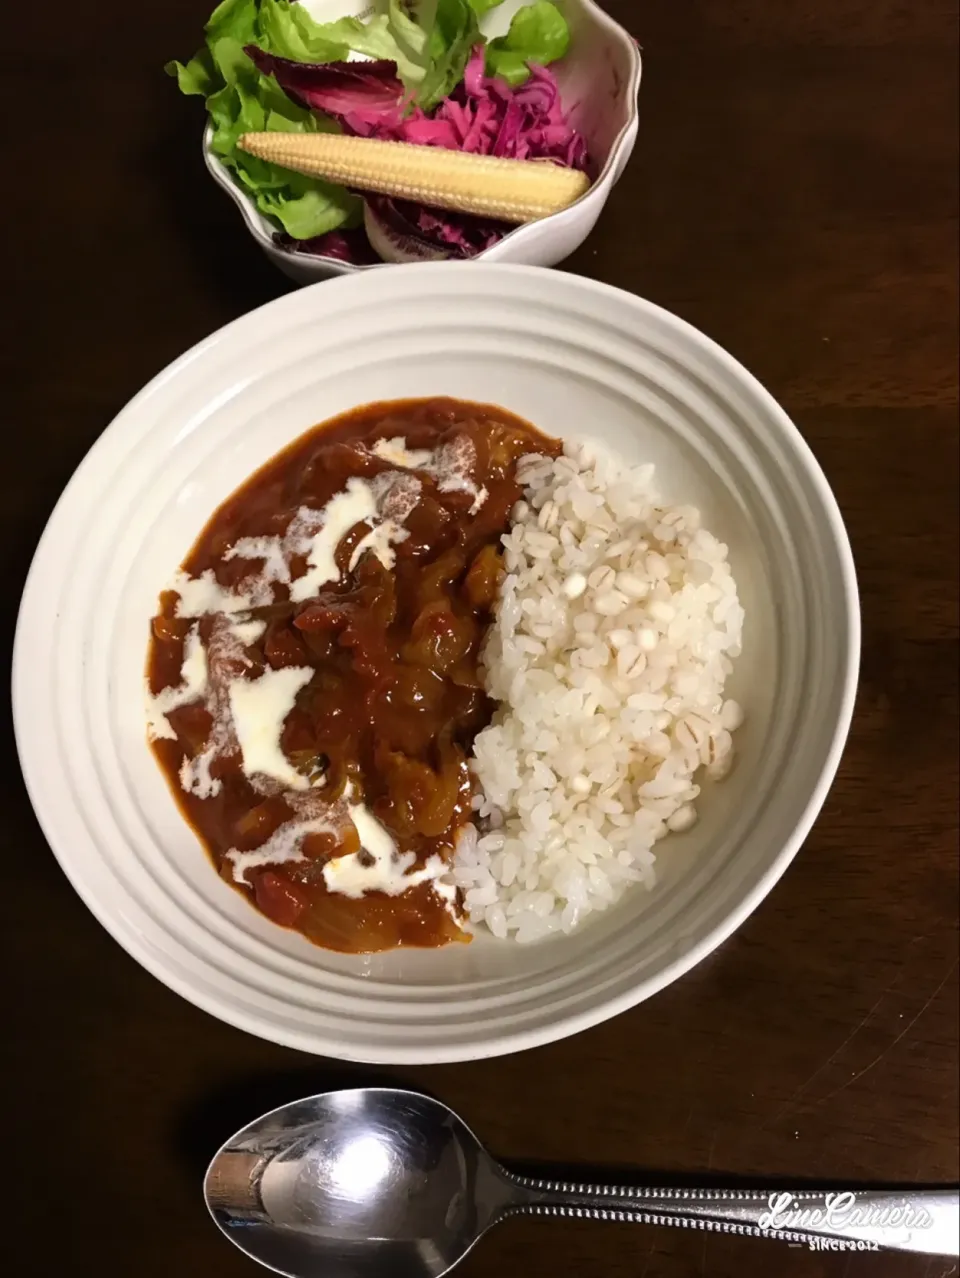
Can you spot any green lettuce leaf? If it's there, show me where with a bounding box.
[384,0,431,66]
[259,0,428,84]
[318,14,416,66]
[362,1,479,107]
[486,0,570,85]
[167,48,217,97]
[166,0,361,239]
[467,0,505,15]
[206,0,259,46]
[414,0,480,109]
[256,0,348,61]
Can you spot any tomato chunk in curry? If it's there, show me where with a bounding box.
[146,398,560,953]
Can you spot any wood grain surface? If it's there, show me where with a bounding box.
[3,2,957,1275]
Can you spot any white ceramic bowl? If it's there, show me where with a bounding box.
[13,264,859,1063]
[203,0,642,284]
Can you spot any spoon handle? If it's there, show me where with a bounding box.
[498,1175,959,1257]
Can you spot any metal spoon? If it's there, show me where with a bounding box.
[204,1088,959,1277]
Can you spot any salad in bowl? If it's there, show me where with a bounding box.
[168,0,641,277]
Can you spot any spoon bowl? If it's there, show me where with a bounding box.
[204,1089,506,1278]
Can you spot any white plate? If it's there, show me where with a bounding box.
[13,264,859,1063]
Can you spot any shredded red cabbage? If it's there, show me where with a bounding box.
[273,227,381,263]
[365,194,507,257]
[246,47,588,261]
[408,50,588,171]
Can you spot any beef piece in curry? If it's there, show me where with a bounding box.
[146,398,560,953]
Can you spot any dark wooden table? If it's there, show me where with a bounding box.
[4,2,957,1275]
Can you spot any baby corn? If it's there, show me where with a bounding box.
[238,132,590,223]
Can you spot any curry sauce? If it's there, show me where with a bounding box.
[147,398,559,953]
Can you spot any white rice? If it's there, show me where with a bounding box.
[454,439,745,944]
